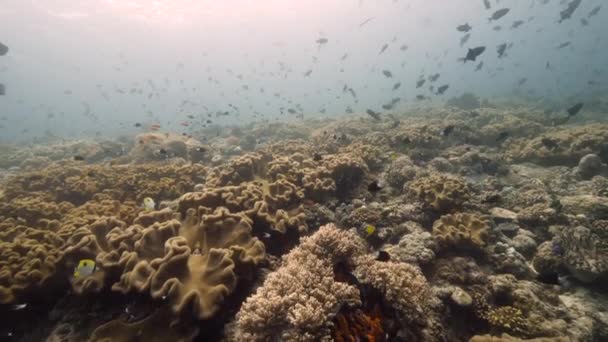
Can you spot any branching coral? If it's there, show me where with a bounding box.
[231,224,363,341]
[231,223,444,341]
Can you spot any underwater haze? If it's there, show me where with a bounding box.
[2,1,608,342]
[0,0,606,142]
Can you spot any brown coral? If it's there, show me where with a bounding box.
[506,123,608,166]
[232,223,363,341]
[409,173,470,212]
[107,207,265,319]
[432,213,490,251]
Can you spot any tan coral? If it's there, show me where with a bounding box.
[409,173,470,212]
[0,225,64,303]
[231,224,364,341]
[432,213,490,251]
[111,207,265,319]
[506,123,608,166]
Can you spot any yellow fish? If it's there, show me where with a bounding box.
[364,224,376,236]
[142,197,156,211]
[74,259,96,278]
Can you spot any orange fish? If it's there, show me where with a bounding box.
[150,124,161,131]
[180,122,189,127]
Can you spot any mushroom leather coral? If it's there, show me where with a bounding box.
[409,173,469,212]
[432,213,490,250]
[111,207,265,319]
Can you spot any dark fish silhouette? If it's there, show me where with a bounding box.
[483,0,491,10]
[436,84,449,95]
[392,82,401,90]
[442,125,455,136]
[359,17,375,27]
[497,43,507,58]
[416,78,426,88]
[556,41,571,49]
[348,88,357,98]
[517,78,527,86]
[461,46,486,62]
[489,8,510,22]
[316,38,328,45]
[367,180,383,192]
[457,23,472,32]
[541,138,559,150]
[376,251,391,262]
[304,69,312,76]
[382,70,393,78]
[567,103,583,116]
[0,83,4,96]
[429,73,440,82]
[559,0,582,23]
[0,42,8,56]
[580,18,589,26]
[511,20,524,29]
[588,6,601,18]
[475,61,484,71]
[366,109,381,120]
[460,33,471,47]
[400,44,408,51]
[379,43,389,54]
[496,131,509,142]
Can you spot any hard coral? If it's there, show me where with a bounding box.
[506,123,608,166]
[231,224,363,341]
[556,225,608,283]
[409,173,470,212]
[432,213,490,251]
[353,255,444,340]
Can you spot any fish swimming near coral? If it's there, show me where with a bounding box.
[74,259,96,278]
[566,102,583,116]
[376,251,391,262]
[366,109,381,120]
[436,84,449,95]
[367,180,383,192]
[363,224,376,236]
[142,197,156,211]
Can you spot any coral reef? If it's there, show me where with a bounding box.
[231,224,443,341]
[432,213,491,251]
[230,224,363,341]
[506,123,608,166]
[408,173,470,212]
[1,106,608,341]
